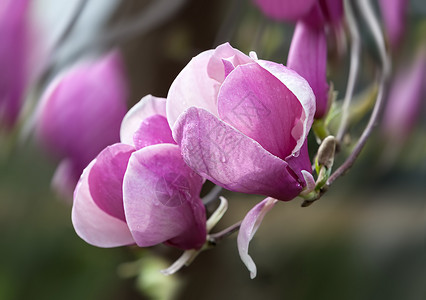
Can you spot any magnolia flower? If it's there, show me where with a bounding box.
[0,0,31,129]
[72,95,207,250]
[35,52,127,197]
[167,43,316,201]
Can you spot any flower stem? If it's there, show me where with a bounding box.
[327,0,390,186]
[208,221,242,245]
[336,0,361,143]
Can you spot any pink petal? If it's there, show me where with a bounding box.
[237,197,278,279]
[88,143,135,222]
[123,144,206,249]
[133,114,175,150]
[300,169,316,196]
[218,62,303,160]
[120,95,167,145]
[253,0,317,22]
[256,60,316,154]
[166,49,219,129]
[285,140,312,180]
[206,42,253,83]
[287,21,329,119]
[72,160,135,248]
[166,43,253,129]
[173,107,305,201]
[36,51,128,170]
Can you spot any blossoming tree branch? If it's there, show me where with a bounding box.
[1,0,425,283]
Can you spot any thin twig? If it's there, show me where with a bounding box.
[327,75,385,185]
[213,0,245,46]
[17,0,89,144]
[202,185,223,205]
[327,0,390,186]
[336,0,361,143]
[208,221,242,245]
[51,0,89,53]
[62,0,188,67]
[37,0,89,88]
[357,0,391,77]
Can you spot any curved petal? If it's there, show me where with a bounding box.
[256,60,316,154]
[120,95,167,145]
[133,114,175,150]
[218,62,303,160]
[173,107,304,201]
[253,0,316,22]
[89,143,135,222]
[300,169,316,196]
[72,160,135,248]
[123,144,206,249]
[287,21,329,119]
[207,42,253,83]
[285,139,312,182]
[166,49,220,129]
[237,197,278,279]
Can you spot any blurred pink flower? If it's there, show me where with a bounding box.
[72,95,207,250]
[35,51,128,196]
[378,0,408,49]
[382,49,426,144]
[167,43,316,201]
[0,0,31,129]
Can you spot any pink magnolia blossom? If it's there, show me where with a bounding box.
[167,43,316,201]
[35,52,128,196]
[0,0,31,129]
[72,95,207,250]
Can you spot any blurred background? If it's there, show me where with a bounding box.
[1,0,426,299]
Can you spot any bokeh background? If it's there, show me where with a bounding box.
[1,0,426,299]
